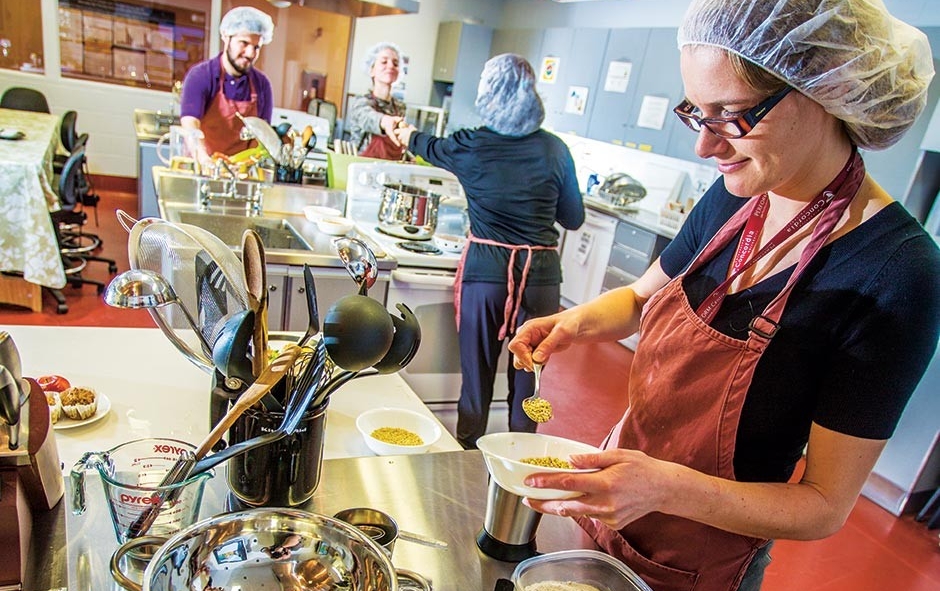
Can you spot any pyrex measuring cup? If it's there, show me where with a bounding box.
[70,438,213,544]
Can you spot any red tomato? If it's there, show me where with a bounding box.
[37,375,71,393]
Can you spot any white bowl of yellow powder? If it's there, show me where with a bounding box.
[356,408,443,456]
[477,432,601,500]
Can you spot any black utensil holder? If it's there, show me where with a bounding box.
[226,399,328,508]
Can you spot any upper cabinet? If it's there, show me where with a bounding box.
[537,28,610,139]
[491,26,694,161]
[432,22,493,133]
[432,21,462,83]
[586,29,651,144]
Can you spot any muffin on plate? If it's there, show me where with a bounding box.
[59,386,98,420]
[45,392,62,424]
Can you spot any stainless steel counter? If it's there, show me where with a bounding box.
[52,451,593,591]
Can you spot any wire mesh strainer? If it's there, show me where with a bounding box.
[122,212,249,370]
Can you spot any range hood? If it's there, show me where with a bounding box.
[266,0,419,17]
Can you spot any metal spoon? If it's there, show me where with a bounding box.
[105,269,214,369]
[334,237,378,296]
[521,362,553,423]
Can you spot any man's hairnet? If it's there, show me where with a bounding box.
[220,7,274,46]
[475,54,544,137]
[363,42,402,73]
[677,0,934,151]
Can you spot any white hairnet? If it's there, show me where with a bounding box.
[475,53,545,137]
[677,0,934,150]
[220,7,274,46]
[363,42,402,73]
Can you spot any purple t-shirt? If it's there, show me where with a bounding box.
[179,53,273,122]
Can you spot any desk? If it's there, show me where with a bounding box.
[0,108,66,311]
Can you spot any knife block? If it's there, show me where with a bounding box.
[17,379,64,511]
[0,468,31,588]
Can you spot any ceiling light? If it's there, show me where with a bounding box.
[268,0,292,8]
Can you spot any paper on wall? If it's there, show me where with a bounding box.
[604,61,632,93]
[637,95,670,130]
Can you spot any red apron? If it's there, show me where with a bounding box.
[577,152,865,591]
[200,59,259,156]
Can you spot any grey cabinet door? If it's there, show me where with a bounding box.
[138,141,161,218]
[447,23,493,132]
[491,28,543,66]
[433,22,461,83]
[586,28,650,144]
[539,28,609,137]
[622,28,686,154]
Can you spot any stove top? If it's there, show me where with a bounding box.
[355,222,461,270]
[397,240,443,255]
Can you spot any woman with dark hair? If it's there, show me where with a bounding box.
[396,53,584,449]
[508,1,938,590]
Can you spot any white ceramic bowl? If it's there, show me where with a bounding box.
[303,205,342,222]
[476,432,600,500]
[356,408,443,456]
[316,216,355,236]
[432,233,466,253]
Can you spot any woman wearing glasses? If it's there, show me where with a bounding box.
[508,1,939,590]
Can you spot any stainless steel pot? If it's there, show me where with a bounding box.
[110,508,430,591]
[377,183,446,240]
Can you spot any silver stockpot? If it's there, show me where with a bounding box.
[110,508,430,591]
[377,183,446,240]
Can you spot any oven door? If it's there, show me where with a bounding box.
[386,268,462,404]
[386,268,512,405]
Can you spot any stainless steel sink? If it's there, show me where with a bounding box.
[134,109,179,141]
[176,211,313,251]
[154,167,346,213]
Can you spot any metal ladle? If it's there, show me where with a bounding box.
[104,269,214,369]
[334,237,378,296]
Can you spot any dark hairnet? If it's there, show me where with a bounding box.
[678,0,934,150]
[475,54,545,137]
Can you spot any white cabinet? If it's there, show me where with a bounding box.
[560,209,618,308]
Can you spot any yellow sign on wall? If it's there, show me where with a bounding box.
[540,56,559,84]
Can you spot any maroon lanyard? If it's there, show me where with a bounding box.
[696,152,861,324]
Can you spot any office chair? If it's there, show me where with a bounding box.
[49,147,117,302]
[54,110,89,175]
[0,87,50,113]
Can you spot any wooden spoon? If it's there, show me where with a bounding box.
[126,344,300,537]
[242,229,268,377]
[196,343,300,458]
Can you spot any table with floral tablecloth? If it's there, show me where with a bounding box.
[0,107,66,291]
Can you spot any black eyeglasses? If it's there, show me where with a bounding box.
[673,86,793,138]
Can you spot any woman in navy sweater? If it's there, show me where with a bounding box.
[396,54,584,449]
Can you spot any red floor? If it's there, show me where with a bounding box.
[2,188,938,590]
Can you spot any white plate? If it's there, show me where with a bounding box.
[0,128,25,140]
[53,392,112,430]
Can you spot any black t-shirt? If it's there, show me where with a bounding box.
[409,127,584,285]
[659,178,940,482]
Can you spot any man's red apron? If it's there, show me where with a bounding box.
[577,151,865,591]
[200,59,259,156]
